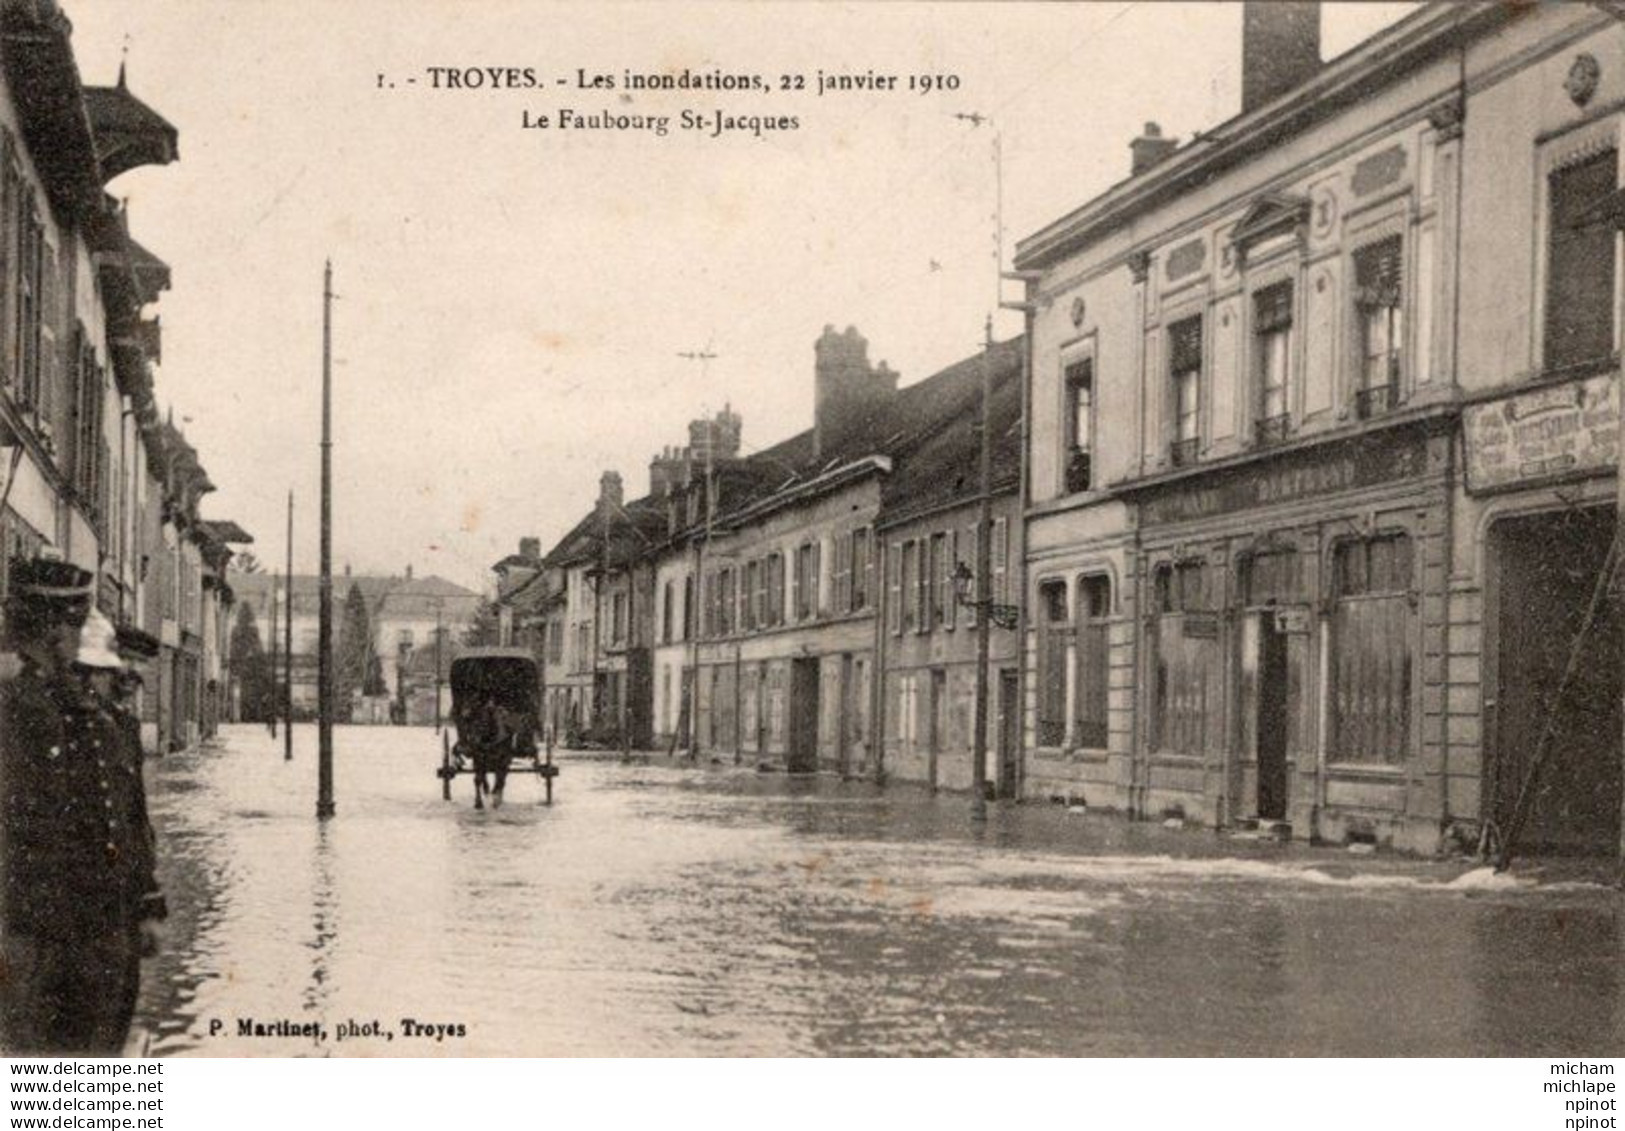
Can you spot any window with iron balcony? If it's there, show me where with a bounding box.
[1063,356,1094,493]
[1168,315,1202,466]
[1253,282,1292,445]
[1353,236,1403,420]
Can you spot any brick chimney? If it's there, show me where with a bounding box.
[688,406,742,467]
[813,325,898,462]
[649,445,686,497]
[1130,122,1178,176]
[518,537,540,562]
[597,470,623,522]
[1242,1,1320,114]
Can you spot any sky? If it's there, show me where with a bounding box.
[62,1,1417,591]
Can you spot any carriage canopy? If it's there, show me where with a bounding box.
[448,648,540,719]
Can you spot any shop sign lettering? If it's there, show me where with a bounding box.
[1139,433,1426,526]
[1463,373,1618,494]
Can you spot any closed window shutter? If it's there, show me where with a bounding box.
[965,523,979,603]
[810,541,822,618]
[914,541,929,632]
[834,532,850,614]
[888,543,901,635]
[1547,149,1618,371]
[992,518,1008,605]
[946,530,958,631]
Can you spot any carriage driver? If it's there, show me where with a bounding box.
[1,560,165,1055]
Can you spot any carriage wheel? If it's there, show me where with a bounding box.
[441,732,453,801]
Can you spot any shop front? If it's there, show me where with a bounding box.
[1462,370,1623,856]
[1124,419,1455,851]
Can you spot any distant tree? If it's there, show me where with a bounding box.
[230,603,272,722]
[464,597,501,647]
[234,552,264,575]
[364,653,387,697]
[335,582,372,720]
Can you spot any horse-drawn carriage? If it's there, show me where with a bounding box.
[436,647,558,809]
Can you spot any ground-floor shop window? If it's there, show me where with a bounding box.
[1151,560,1212,756]
[1329,534,1413,764]
[1075,575,1110,749]
[1036,580,1067,746]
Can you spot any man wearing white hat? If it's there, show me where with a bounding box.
[2,586,165,1055]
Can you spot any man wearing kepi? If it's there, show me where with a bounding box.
[1,560,166,1054]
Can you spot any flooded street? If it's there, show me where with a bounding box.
[131,725,1625,1057]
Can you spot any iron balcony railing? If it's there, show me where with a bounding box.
[1255,413,1291,445]
[1355,380,1398,420]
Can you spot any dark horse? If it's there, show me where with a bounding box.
[461,697,535,810]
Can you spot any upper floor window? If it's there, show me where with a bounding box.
[717,568,735,636]
[765,552,784,626]
[899,540,918,632]
[1168,316,1202,465]
[1354,236,1403,418]
[850,528,870,612]
[743,559,761,632]
[928,532,948,630]
[1252,282,1292,443]
[794,542,819,621]
[661,580,675,644]
[682,575,695,640]
[1063,356,1093,493]
[1545,148,1618,374]
[13,185,42,410]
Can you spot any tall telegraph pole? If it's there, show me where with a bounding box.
[971,316,993,821]
[284,490,294,762]
[268,571,279,738]
[316,261,336,818]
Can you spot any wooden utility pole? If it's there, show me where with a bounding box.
[971,316,993,822]
[284,490,294,762]
[434,606,444,734]
[268,570,279,738]
[316,261,335,819]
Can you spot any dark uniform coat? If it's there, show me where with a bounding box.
[1,663,164,1054]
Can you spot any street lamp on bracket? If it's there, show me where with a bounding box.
[952,560,1020,630]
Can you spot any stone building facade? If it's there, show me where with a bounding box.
[1016,0,1625,855]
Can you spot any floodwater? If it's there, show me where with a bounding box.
[130,724,1625,1057]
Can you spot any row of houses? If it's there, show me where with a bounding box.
[230,565,481,725]
[0,0,250,753]
[500,1,1625,858]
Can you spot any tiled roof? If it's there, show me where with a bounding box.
[714,335,1024,529]
[231,572,481,619]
